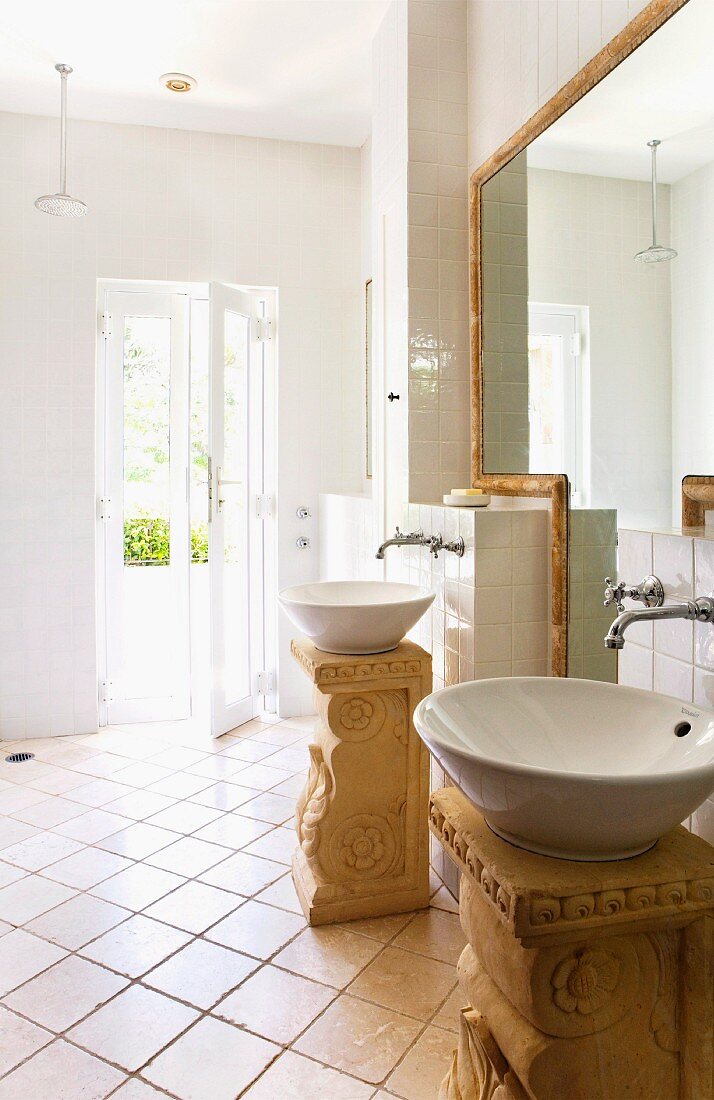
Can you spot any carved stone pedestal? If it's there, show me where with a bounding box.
[430,786,714,1100]
[290,638,432,926]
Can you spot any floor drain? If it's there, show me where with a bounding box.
[5,752,35,764]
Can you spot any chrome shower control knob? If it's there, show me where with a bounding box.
[296,506,310,519]
[295,537,310,550]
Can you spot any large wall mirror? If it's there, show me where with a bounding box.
[473,0,712,679]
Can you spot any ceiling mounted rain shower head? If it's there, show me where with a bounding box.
[634,139,675,264]
[35,63,87,218]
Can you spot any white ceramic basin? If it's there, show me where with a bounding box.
[278,580,434,654]
[414,677,714,861]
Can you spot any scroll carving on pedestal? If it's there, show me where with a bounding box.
[295,743,332,860]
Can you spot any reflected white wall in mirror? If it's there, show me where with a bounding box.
[482,0,714,531]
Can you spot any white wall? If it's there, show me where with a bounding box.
[467,0,652,175]
[618,527,714,845]
[528,167,672,529]
[671,160,714,524]
[0,111,363,737]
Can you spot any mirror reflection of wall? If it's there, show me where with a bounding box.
[482,0,714,532]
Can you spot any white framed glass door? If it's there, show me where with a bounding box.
[102,291,191,723]
[208,284,265,736]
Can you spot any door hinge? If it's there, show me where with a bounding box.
[256,494,273,519]
[99,681,114,705]
[100,312,113,339]
[570,332,582,357]
[98,497,112,521]
[257,670,274,696]
[255,317,273,342]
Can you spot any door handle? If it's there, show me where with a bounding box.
[216,467,242,511]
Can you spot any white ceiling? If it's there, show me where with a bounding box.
[0,0,389,146]
[529,0,714,182]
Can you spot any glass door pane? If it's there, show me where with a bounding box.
[209,284,263,736]
[103,291,190,723]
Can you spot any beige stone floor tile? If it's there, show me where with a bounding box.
[27,769,93,796]
[207,898,304,958]
[385,1024,456,1100]
[68,984,198,1072]
[72,753,135,779]
[147,747,209,770]
[0,786,48,814]
[241,1050,373,1100]
[2,830,84,871]
[261,746,308,772]
[242,825,295,864]
[255,870,303,913]
[144,880,242,934]
[270,773,308,799]
[273,926,383,989]
[349,946,457,1021]
[337,912,415,943]
[112,762,173,788]
[192,812,271,849]
[143,801,223,835]
[143,938,258,1009]
[187,781,257,811]
[4,954,128,1031]
[233,762,293,791]
[184,755,247,780]
[26,893,131,950]
[147,771,214,799]
[103,789,176,821]
[0,921,10,935]
[215,962,335,1043]
[218,739,280,763]
[295,994,423,1085]
[391,907,466,965]
[63,778,135,808]
[0,928,67,997]
[430,886,459,914]
[11,796,87,829]
[239,791,296,825]
[112,1080,166,1099]
[41,847,133,890]
[250,725,309,747]
[0,1038,126,1100]
[53,808,133,843]
[198,850,286,895]
[0,1005,53,1075]
[96,821,181,860]
[80,913,192,977]
[90,862,186,910]
[0,874,76,925]
[144,835,231,875]
[0,861,26,888]
[431,986,465,1033]
[143,1015,279,1100]
[0,818,39,850]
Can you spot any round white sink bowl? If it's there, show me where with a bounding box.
[278,580,434,654]
[414,677,714,861]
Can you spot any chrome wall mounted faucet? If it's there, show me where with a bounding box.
[604,572,714,650]
[603,574,665,614]
[375,527,465,560]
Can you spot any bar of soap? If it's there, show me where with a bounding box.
[450,488,484,496]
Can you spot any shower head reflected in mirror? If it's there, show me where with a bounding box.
[634,139,675,263]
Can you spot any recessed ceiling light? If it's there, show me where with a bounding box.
[160,73,197,93]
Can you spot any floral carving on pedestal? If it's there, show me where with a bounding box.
[551,948,620,1015]
[340,697,373,730]
[340,824,386,871]
[329,810,400,880]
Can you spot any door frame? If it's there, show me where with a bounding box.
[95,280,277,728]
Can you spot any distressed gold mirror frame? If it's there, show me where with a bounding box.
[469,0,689,677]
